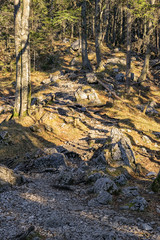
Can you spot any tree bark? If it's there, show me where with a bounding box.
[95,0,101,68]
[14,0,22,116]
[126,3,132,92]
[139,0,156,82]
[81,0,92,71]
[14,0,31,117]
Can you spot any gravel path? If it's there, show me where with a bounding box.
[0,172,160,240]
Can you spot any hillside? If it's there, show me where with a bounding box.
[0,39,160,240]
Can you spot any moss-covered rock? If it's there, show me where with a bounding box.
[151,171,160,193]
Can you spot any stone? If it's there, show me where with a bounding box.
[70,57,78,66]
[94,177,118,194]
[153,132,160,138]
[93,153,108,166]
[122,186,139,197]
[33,153,66,170]
[146,172,157,177]
[114,48,120,53]
[156,205,160,214]
[87,173,102,183]
[113,68,119,73]
[86,72,98,84]
[41,78,50,84]
[142,223,153,231]
[130,196,148,211]
[115,73,125,82]
[114,174,127,186]
[71,39,80,51]
[110,127,136,167]
[75,86,101,105]
[96,190,112,204]
[63,38,69,43]
[0,164,22,186]
[0,131,9,140]
[142,135,151,144]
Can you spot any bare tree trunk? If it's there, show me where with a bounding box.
[95,0,101,68]
[14,0,31,117]
[139,0,156,82]
[21,0,30,116]
[14,0,22,116]
[126,3,132,92]
[81,0,92,71]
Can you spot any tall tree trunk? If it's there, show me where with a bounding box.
[14,0,22,116]
[14,0,31,117]
[139,0,156,82]
[81,0,92,71]
[95,0,101,68]
[126,3,132,92]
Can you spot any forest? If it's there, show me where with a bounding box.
[0,0,160,239]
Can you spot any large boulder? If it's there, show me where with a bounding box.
[0,164,22,186]
[109,127,136,167]
[30,153,67,171]
[75,86,102,105]
[94,177,118,194]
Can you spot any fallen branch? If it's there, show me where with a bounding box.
[96,78,125,102]
[12,226,35,240]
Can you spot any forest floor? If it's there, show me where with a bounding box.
[0,39,160,240]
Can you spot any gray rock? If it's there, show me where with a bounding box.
[113,68,119,73]
[70,57,78,66]
[122,186,139,197]
[71,39,80,51]
[146,172,157,177]
[114,174,127,186]
[75,87,101,105]
[88,198,99,207]
[87,173,102,183]
[115,73,125,82]
[110,127,136,167]
[75,88,88,100]
[86,72,98,84]
[94,177,118,194]
[63,38,69,43]
[96,190,112,204]
[114,48,120,53]
[142,135,151,144]
[0,131,9,140]
[93,153,108,166]
[57,169,74,185]
[0,165,23,186]
[130,196,148,211]
[41,78,50,84]
[142,223,153,231]
[33,153,66,170]
[153,131,160,138]
[156,205,160,214]
[50,74,60,82]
